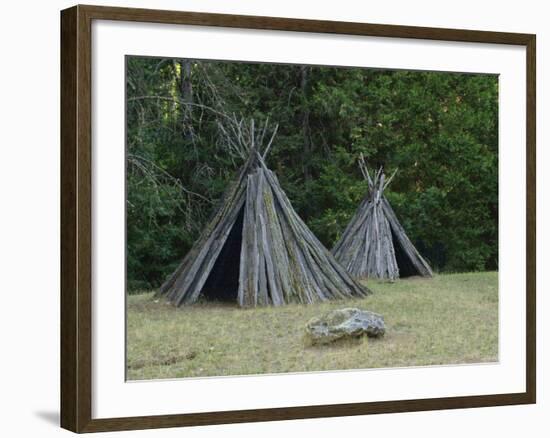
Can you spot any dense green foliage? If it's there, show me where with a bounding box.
[126,57,498,291]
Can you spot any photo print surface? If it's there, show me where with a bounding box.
[125,56,499,381]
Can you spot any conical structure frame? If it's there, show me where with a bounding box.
[159,125,370,307]
[332,154,433,280]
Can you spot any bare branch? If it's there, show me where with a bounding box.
[262,123,279,159]
[129,153,212,203]
[383,168,398,191]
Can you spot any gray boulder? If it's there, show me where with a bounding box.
[305,307,385,345]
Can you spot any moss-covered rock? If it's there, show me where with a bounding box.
[305,307,385,345]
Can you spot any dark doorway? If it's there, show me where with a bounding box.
[201,207,245,301]
[390,227,418,278]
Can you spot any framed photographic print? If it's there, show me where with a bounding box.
[60,4,536,433]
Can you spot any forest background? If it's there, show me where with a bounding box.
[126,57,498,291]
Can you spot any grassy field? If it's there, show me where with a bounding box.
[127,271,498,380]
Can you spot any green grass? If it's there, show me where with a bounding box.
[126,271,498,380]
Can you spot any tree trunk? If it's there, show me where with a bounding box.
[179,59,193,105]
[178,59,193,141]
[300,65,311,183]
